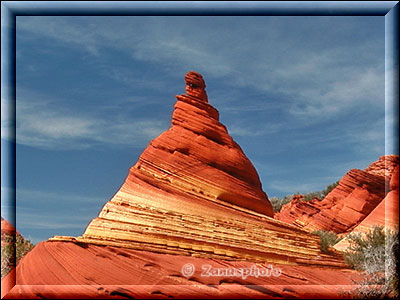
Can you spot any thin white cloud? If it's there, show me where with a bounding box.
[16,209,91,244]
[228,123,283,138]
[14,16,385,153]
[16,216,88,230]
[16,16,101,56]
[267,180,327,195]
[11,90,168,150]
[288,66,384,119]
[344,117,386,156]
[16,16,385,123]
[1,87,15,140]
[2,186,101,243]
[16,187,101,204]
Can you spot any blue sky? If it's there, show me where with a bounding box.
[1,15,388,244]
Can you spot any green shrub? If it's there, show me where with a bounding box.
[271,181,340,212]
[312,230,340,253]
[269,195,293,212]
[301,191,324,202]
[322,181,339,197]
[16,234,35,263]
[301,181,340,202]
[1,233,35,278]
[343,226,399,299]
[1,243,15,277]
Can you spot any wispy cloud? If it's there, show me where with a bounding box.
[344,117,386,156]
[288,66,384,119]
[16,16,385,122]
[16,16,101,55]
[267,180,327,195]
[228,123,283,138]
[16,208,91,244]
[11,89,168,150]
[1,86,15,141]
[2,186,103,243]
[16,187,101,205]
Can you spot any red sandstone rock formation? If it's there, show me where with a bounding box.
[334,164,399,251]
[275,155,399,234]
[63,71,346,265]
[1,218,17,295]
[129,70,272,216]
[185,70,208,101]
[2,72,363,299]
[2,241,362,299]
[1,218,16,236]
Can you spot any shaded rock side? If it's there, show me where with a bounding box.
[275,155,399,234]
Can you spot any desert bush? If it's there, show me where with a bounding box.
[301,191,324,202]
[301,181,339,202]
[344,226,399,299]
[1,233,35,278]
[322,181,339,197]
[1,243,15,277]
[271,181,340,212]
[269,195,293,212]
[312,230,340,253]
[15,234,34,262]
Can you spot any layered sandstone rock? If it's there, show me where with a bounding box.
[1,218,16,296]
[47,71,345,266]
[3,241,361,299]
[130,70,273,216]
[364,155,399,179]
[334,164,399,251]
[2,72,357,299]
[275,155,399,234]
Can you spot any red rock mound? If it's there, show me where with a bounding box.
[334,164,399,251]
[127,70,272,216]
[61,71,295,262]
[275,155,399,234]
[2,72,361,299]
[3,241,361,299]
[1,218,16,236]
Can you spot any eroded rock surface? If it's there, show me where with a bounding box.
[334,164,399,251]
[2,72,361,299]
[4,241,361,299]
[275,155,399,234]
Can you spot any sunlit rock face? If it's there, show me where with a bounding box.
[48,72,345,265]
[3,72,357,299]
[275,155,399,234]
[130,70,273,216]
[334,164,399,251]
[4,241,360,299]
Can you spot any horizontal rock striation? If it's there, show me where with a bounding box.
[3,241,361,299]
[275,155,399,234]
[3,72,358,298]
[48,72,344,266]
[364,154,399,179]
[334,164,399,251]
[129,70,273,216]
